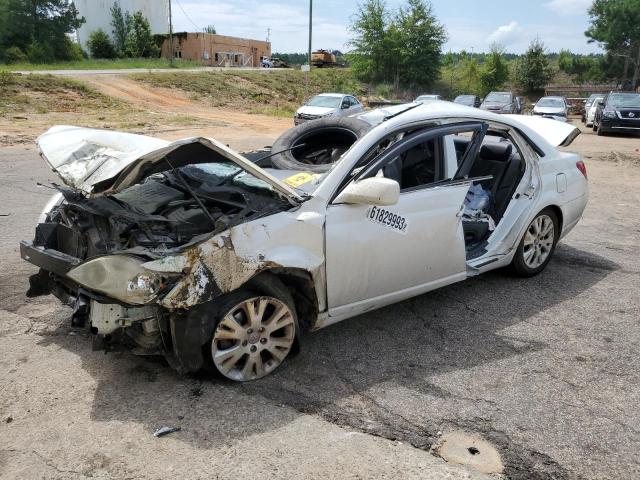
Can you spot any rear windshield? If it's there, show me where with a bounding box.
[608,93,640,108]
[306,95,342,108]
[455,95,474,103]
[485,93,511,103]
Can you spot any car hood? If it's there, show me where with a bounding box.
[297,105,336,116]
[37,126,304,201]
[503,115,580,147]
[533,106,566,115]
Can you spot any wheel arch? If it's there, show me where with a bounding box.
[246,268,319,337]
[546,204,564,237]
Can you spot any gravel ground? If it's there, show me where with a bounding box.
[0,121,639,480]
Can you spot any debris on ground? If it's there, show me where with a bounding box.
[153,426,181,437]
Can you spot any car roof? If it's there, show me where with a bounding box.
[540,96,565,100]
[316,93,346,98]
[361,101,569,154]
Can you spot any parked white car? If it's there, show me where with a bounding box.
[585,95,604,127]
[21,102,588,381]
[294,93,364,125]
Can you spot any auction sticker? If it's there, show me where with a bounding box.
[366,206,409,235]
[283,172,318,188]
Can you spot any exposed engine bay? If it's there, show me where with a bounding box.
[38,162,291,260]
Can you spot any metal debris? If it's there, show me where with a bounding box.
[153,426,181,437]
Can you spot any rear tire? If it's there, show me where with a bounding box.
[510,208,559,277]
[271,116,371,173]
[597,124,606,136]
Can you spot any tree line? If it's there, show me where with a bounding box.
[348,0,639,95]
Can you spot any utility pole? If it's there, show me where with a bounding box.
[168,0,173,66]
[308,0,312,68]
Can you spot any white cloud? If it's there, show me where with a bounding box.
[543,0,592,16]
[486,21,523,46]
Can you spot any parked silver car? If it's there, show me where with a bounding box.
[415,94,444,102]
[532,96,568,122]
[480,91,518,114]
[294,93,364,125]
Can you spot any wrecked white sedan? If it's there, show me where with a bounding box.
[21,102,588,381]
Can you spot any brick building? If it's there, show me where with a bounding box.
[160,33,271,67]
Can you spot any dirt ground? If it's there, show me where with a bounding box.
[1,77,640,479]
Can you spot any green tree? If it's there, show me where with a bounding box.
[586,0,640,88]
[392,0,447,89]
[110,1,132,56]
[461,54,480,92]
[87,29,117,59]
[0,0,84,62]
[514,39,553,92]
[203,25,217,34]
[124,11,160,58]
[348,0,389,83]
[348,0,446,90]
[479,45,509,95]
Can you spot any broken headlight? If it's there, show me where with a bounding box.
[66,255,161,305]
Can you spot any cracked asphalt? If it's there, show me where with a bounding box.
[1,123,639,480]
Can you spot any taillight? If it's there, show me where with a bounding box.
[576,160,587,180]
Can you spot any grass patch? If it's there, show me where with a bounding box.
[0,58,206,71]
[0,71,121,116]
[129,69,366,116]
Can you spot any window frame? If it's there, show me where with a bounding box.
[330,121,489,203]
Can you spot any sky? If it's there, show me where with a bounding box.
[170,0,602,55]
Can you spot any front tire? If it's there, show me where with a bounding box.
[206,290,297,381]
[511,209,559,277]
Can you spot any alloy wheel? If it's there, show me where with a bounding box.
[522,214,555,269]
[212,296,295,381]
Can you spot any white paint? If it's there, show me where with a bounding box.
[75,0,169,50]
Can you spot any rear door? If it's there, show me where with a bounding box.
[325,122,488,320]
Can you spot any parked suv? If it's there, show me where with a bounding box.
[480,91,518,114]
[593,91,640,136]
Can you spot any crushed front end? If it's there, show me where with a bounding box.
[21,127,300,372]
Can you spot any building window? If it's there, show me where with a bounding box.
[174,51,182,58]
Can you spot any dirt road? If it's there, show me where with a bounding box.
[1,82,640,480]
[79,75,293,149]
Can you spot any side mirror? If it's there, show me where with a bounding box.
[341,103,349,109]
[531,103,536,107]
[334,177,400,206]
[598,100,605,106]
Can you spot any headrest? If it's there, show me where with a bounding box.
[479,142,513,162]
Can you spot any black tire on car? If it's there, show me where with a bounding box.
[510,208,559,277]
[270,116,372,173]
[202,283,298,381]
[596,123,607,136]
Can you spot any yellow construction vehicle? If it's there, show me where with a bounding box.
[311,50,345,68]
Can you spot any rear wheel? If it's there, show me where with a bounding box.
[511,209,559,277]
[207,291,297,381]
[596,123,607,136]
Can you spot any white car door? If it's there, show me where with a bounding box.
[325,122,488,321]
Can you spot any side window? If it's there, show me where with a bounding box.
[350,96,359,106]
[383,137,444,191]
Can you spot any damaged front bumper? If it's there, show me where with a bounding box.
[21,238,170,353]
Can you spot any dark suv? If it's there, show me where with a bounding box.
[593,91,640,136]
[480,91,518,114]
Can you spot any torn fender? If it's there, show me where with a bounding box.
[144,210,326,311]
